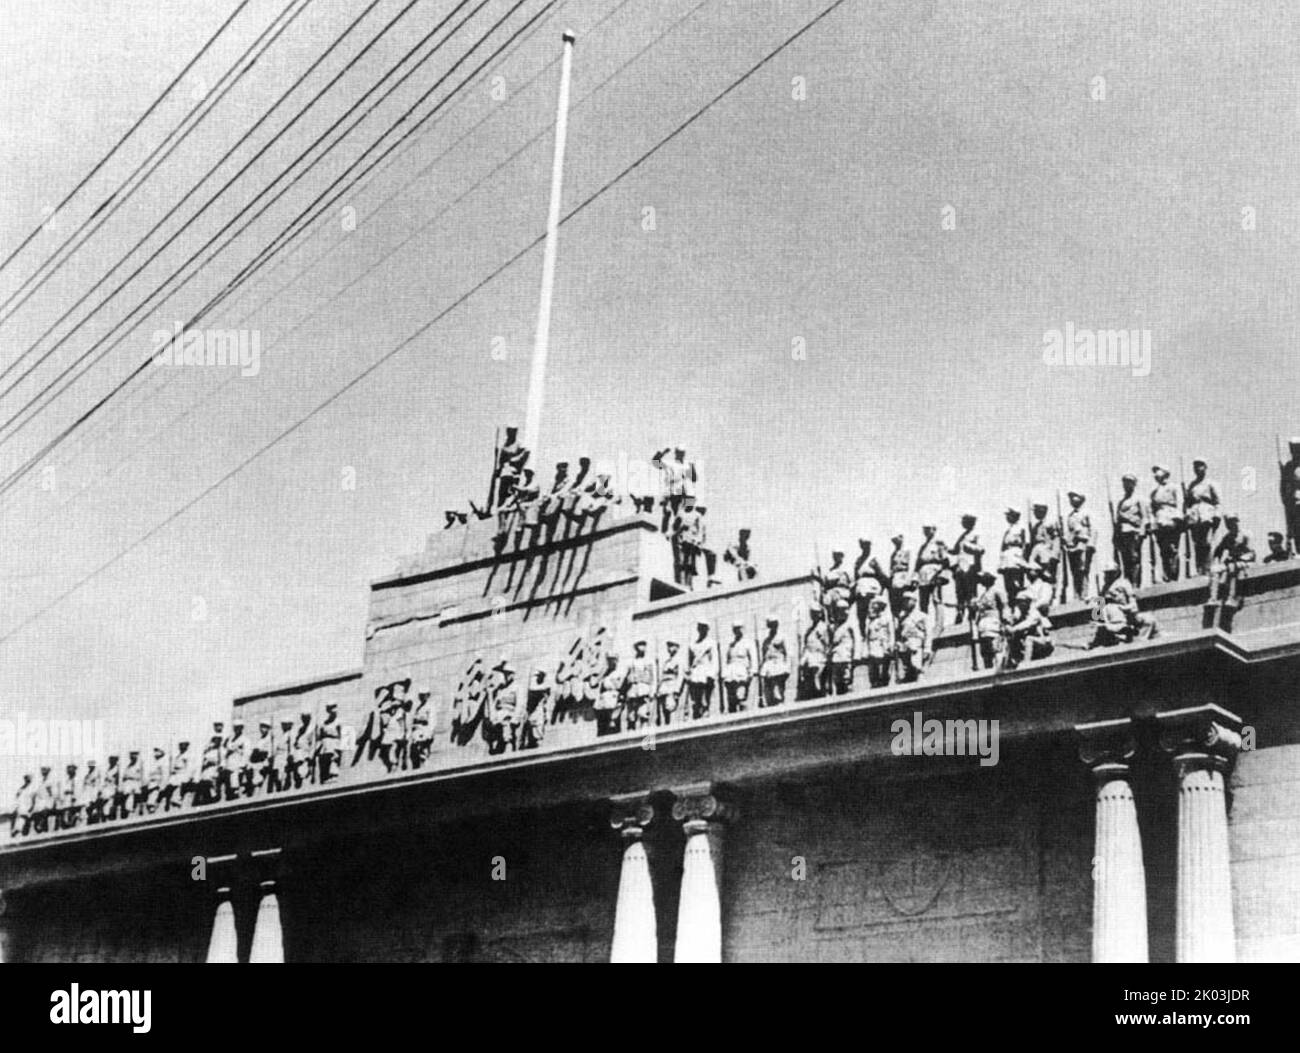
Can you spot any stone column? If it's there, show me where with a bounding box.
[248,847,284,964]
[671,784,734,963]
[1077,719,1148,963]
[609,794,656,963]
[1160,711,1242,963]
[206,885,238,964]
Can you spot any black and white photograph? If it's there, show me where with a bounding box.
[0,0,1296,994]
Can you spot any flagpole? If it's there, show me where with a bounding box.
[523,30,576,460]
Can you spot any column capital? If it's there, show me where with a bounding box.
[1076,717,1139,777]
[609,793,655,841]
[670,783,735,831]
[1155,705,1243,776]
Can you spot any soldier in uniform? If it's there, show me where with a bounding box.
[1099,568,1159,642]
[862,597,894,688]
[887,533,913,615]
[538,461,571,543]
[291,710,314,786]
[100,754,123,821]
[624,640,656,730]
[674,495,704,589]
[827,608,858,695]
[521,671,550,750]
[409,693,434,768]
[1208,513,1256,610]
[798,607,830,699]
[696,504,720,586]
[759,617,790,707]
[494,426,529,509]
[686,621,719,720]
[895,593,931,683]
[80,759,104,824]
[267,719,294,793]
[223,720,250,800]
[652,446,696,534]
[722,621,757,713]
[59,763,80,829]
[316,702,343,783]
[1185,459,1221,575]
[250,719,275,793]
[1264,531,1291,564]
[33,766,56,833]
[198,734,222,805]
[852,539,887,637]
[1027,520,1061,594]
[1063,491,1095,601]
[487,662,522,752]
[657,640,685,726]
[998,508,1029,603]
[121,749,144,816]
[164,741,192,811]
[594,653,624,737]
[1115,474,1148,586]
[914,524,948,625]
[1004,593,1054,669]
[1150,465,1184,582]
[723,528,757,582]
[1280,438,1300,556]
[1027,501,1050,551]
[970,571,1008,670]
[144,747,168,813]
[11,774,34,837]
[816,549,852,619]
[949,514,984,622]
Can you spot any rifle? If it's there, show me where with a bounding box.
[1106,478,1122,572]
[1280,435,1295,556]
[968,601,978,672]
[1179,456,1192,578]
[1055,488,1070,604]
[486,426,502,512]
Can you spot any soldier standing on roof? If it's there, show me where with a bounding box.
[949,514,983,622]
[1185,459,1221,575]
[799,607,830,699]
[759,617,790,707]
[999,508,1029,603]
[914,524,948,625]
[853,539,887,636]
[1150,465,1183,582]
[687,621,719,720]
[1063,491,1095,601]
[1115,474,1147,586]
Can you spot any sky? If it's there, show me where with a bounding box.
[0,0,1297,796]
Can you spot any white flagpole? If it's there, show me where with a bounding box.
[522,30,576,460]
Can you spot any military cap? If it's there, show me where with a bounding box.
[674,445,686,454]
[232,719,244,728]
[890,532,904,541]
[1122,473,1137,484]
[696,619,709,629]
[153,746,165,756]
[325,701,338,709]
[177,742,188,750]
[858,537,871,546]
[555,460,569,471]
[665,640,680,650]
[922,522,937,530]
[108,755,119,763]
[213,721,224,731]
[634,638,647,646]
[40,765,50,773]
[86,758,97,765]
[731,619,745,629]
[1004,507,1020,518]
[961,512,977,522]
[66,763,77,771]
[765,615,779,625]
[739,527,751,536]
[259,718,271,727]
[1152,464,1170,475]
[1224,512,1241,522]
[129,749,139,756]
[1031,501,1048,511]
[1192,458,1207,468]
[696,504,708,514]
[1067,490,1084,500]
[1268,530,1284,541]
[280,717,293,726]
[978,570,997,583]
[831,548,844,557]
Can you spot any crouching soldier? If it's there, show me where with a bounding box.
[1004,593,1055,669]
[1207,513,1255,612]
[758,617,790,707]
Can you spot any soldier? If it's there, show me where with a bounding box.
[292,710,314,786]
[1150,465,1183,582]
[887,533,913,615]
[1280,437,1300,555]
[250,719,275,793]
[758,617,790,707]
[1185,459,1221,575]
[593,654,624,737]
[197,735,221,805]
[657,640,685,726]
[387,682,413,771]
[1207,513,1256,610]
[895,593,931,683]
[1264,531,1291,564]
[817,549,853,619]
[521,671,550,750]
[409,693,434,768]
[914,524,948,625]
[998,508,1029,602]
[1004,593,1054,669]
[970,571,1008,671]
[165,742,192,811]
[494,425,529,509]
[1027,521,1061,594]
[624,641,656,730]
[673,495,703,588]
[723,528,757,582]
[11,774,34,837]
[1115,474,1147,586]
[696,504,720,586]
[652,446,697,533]
[144,747,168,813]
[827,608,858,695]
[862,597,894,688]
[80,758,104,824]
[316,702,343,783]
[1027,501,1050,552]
[798,607,830,699]
[33,766,56,833]
[121,749,144,816]
[548,641,582,727]
[539,461,571,542]
[949,514,984,622]
[102,754,124,821]
[487,662,522,752]
[59,763,80,829]
[1023,562,1054,617]
[269,719,295,793]
[722,621,757,713]
[223,720,250,800]
[1063,491,1095,602]
[1100,568,1159,642]
[852,539,887,637]
[686,621,719,720]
